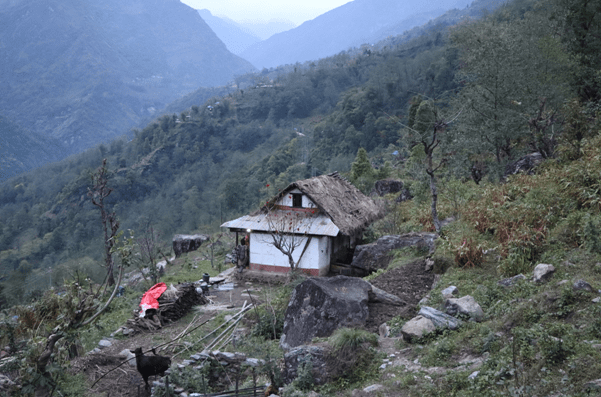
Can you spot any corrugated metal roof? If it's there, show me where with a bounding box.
[221,212,340,237]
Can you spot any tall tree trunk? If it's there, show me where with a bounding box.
[427,152,441,234]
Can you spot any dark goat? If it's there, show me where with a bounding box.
[131,347,171,389]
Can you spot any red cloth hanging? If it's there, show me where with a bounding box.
[139,282,168,317]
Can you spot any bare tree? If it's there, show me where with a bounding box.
[263,204,311,270]
[87,159,119,286]
[138,223,162,284]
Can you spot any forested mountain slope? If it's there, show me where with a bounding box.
[0,0,254,168]
[0,25,458,303]
[0,0,597,314]
[0,115,65,182]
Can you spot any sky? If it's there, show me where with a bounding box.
[180,0,352,26]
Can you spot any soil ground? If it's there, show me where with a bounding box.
[366,258,436,332]
[71,259,435,396]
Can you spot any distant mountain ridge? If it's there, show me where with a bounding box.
[0,0,254,165]
[197,9,262,55]
[239,0,472,69]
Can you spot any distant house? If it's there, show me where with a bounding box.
[221,172,383,276]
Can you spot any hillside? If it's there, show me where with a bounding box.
[0,0,254,166]
[0,115,65,181]
[1,0,601,394]
[239,0,472,69]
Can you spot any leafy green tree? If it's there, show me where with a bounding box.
[556,0,601,102]
[350,148,375,193]
[376,161,393,180]
[451,11,569,164]
[403,98,452,234]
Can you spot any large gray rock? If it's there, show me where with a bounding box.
[503,152,543,179]
[280,276,371,350]
[445,295,484,322]
[533,263,555,283]
[401,315,435,341]
[172,234,209,257]
[372,179,405,196]
[419,306,462,330]
[283,345,330,385]
[573,279,594,292]
[351,233,437,273]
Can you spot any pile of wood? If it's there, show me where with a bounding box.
[126,283,208,332]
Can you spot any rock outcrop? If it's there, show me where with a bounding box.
[351,233,437,273]
[172,234,209,257]
[503,152,543,179]
[283,345,330,385]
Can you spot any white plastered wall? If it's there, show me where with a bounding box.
[278,188,317,208]
[249,232,330,275]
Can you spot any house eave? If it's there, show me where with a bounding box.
[221,213,340,237]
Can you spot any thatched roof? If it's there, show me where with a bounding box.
[267,172,384,236]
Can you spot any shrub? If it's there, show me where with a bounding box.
[327,328,379,382]
[291,356,314,391]
[453,238,484,268]
[329,327,378,352]
[250,307,285,340]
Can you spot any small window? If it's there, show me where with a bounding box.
[292,193,303,208]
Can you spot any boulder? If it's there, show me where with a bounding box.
[372,179,405,197]
[573,279,594,292]
[445,295,484,322]
[498,274,526,287]
[280,276,371,350]
[441,286,458,299]
[533,263,555,283]
[419,306,462,330]
[119,349,137,367]
[503,152,543,179]
[424,258,435,272]
[363,384,384,393]
[172,234,209,257]
[401,315,435,341]
[379,323,391,338]
[351,233,437,273]
[396,188,413,203]
[283,345,330,385]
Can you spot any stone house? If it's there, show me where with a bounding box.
[221,172,383,276]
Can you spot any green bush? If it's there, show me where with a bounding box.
[329,327,378,352]
[327,328,380,383]
[291,357,314,391]
[251,308,285,340]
